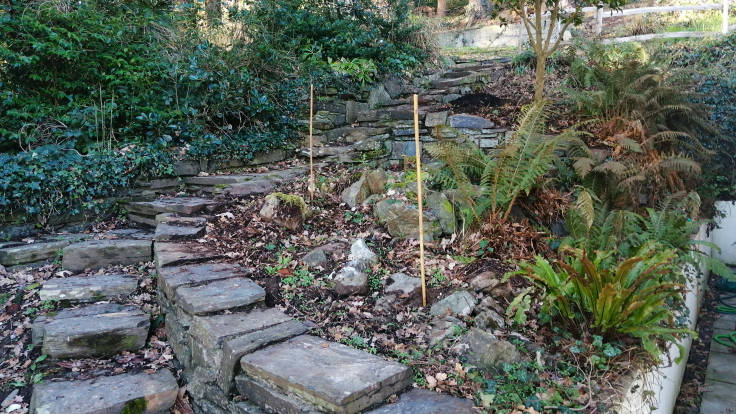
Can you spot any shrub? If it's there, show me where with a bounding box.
[506,245,693,361]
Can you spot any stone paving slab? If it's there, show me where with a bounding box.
[713,313,736,331]
[158,262,250,300]
[154,223,205,241]
[225,180,279,197]
[125,197,219,216]
[700,379,736,414]
[239,335,411,413]
[155,213,207,227]
[33,303,149,358]
[706,351,736,385]
[0,240,69,266]
[62,239,152,273]
[39,274,137,303]
[235,375,321,414]
[154,242,223,269]
[365,388,476,414]
[30,370,178,414]
[175,277,264,315]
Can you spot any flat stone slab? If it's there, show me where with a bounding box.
[125,196,219,216]
[158,262,250,300]
[39,274,137,303]
[175,277,265,315]
[240,335,411,413]
[154,223,205,241]
[30,370,178,414]
[0,240,69,266]
[154,242,223,269]
[226,180,279,197]
[62,239,152,273]
[365,388,476,414]
[32,303,149,358]
[706,351,736,385]
[700,379,736,414]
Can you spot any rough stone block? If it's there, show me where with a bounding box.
[190,309,293,369]
[30,370,178,414]
[218,319,307,392]
[33,303,149,358]
[239,335,411,413]
[154,223,205,241]
[175,277,265,315]
[39,274,137,303]
[62,239,152,273]
[235,375,321,414]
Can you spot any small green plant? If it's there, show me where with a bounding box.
[265,254,292,275]
[282,267,316,287]
[344,211,365,224]
[506,245,693,361]
[428,268,447,287]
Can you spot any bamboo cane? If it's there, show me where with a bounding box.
[308,84,315,200]
[413,94,427,308]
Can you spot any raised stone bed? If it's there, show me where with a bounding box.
[30,370,178,414]
[31,303,149,359]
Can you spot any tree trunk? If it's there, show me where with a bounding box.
[205,0,222,25]
[534,52,547,102]
[437,0,446,17]
[465,0,491,25]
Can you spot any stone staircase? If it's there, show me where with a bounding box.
[13,181,479,413]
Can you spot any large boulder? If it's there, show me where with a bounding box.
[365,169,387,195]
[373,200,442,240]
[259,193,308,231]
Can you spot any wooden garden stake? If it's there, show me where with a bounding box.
[308,84,315,200]
[413,94,427,308]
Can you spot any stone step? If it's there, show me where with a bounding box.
[154,242,224,269]
[175,277,265,315]
[32,303,149,359]
[125,196,220,227]
[154,223,206,241]
[30,370,178,414]
[158,262,250,302]
[237,335,411,414]
[365,389,476,413]
[188,308,307,394]
[185,167,307,196]
[39,274,137,303]
[0,240,69,267]
[62,239,152,273]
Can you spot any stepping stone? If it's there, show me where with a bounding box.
[125,197,219,216]
[0,240,69,266]
[365,388,476,413]
[188,308,307,392]
[226,180,279,197]
[155,213,207,227]
[238,335,411,413]
[175,277,265,315]
[62,239,152,273]
[158,262,250,301]
[39,274,137,303]
[32,303,149,358]
[154,242,223,269]
[30,370,178,414]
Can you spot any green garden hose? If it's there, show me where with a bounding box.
[713,278,736,349]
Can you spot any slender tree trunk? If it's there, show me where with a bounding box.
[534,52,547,102]
[437,0,446,17]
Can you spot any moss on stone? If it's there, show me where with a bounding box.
[121,397,147,414]
[267,192,309,218]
